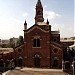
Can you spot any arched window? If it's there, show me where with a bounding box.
[37,10,41,16]
[33,39,40,47]
[53,38,57,42]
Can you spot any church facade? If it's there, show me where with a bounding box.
[15,0,64,69]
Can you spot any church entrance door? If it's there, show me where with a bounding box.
[34,54,40,67]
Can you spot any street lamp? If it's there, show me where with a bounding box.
[72,57,75,75]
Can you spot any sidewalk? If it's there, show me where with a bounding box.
[2,70,10,75]
[20,67,63,72]
[4,67,69,75]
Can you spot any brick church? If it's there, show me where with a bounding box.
[15,0,64,69]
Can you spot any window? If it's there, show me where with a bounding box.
[37,10,40,16]
[53,38,57,42]
[33,39,40,47]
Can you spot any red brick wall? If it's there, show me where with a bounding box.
[23,26,51,67]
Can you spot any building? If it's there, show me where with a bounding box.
[61,38,74,47]
[1,40,9,45]
[9,37,18,47]
[0,1,74,74]
[14,0,64,69]
[0,48,14,72]
[0,39,1,44]
[0,39,9,46]
[63,40,75,74]
[0,39,10,48]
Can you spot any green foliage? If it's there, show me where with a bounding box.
[0,36,24,48]
[0,44,8,48]
[16,36,24,46]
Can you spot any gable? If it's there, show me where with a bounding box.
[26,25,49,33]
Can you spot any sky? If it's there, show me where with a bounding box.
[0,0,74,39]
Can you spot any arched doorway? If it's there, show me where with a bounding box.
[65,62,70,70]
[34,54,40,67]
[53,57,58,68]
[18,56,23,67]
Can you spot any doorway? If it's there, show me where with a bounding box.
[18,56,23,67]
[53,57,58,68]
[34,54,40,67]
[65,62,70,70]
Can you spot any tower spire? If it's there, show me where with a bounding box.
[46,19,49,25]
[35,0,44,24]
[24,20,27,30]
[36,0,42,7]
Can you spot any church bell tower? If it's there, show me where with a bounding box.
[35,0,44,23]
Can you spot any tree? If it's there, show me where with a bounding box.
[8,38,15,48]
[0,44,8,48]
[17,36,24,46]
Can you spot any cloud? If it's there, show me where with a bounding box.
[52,23,74,38]
[44,10,61,20]
[52,23,64,31]
[22,12,28,17]
[33,8,35,12]
[44,5,47,9]
[32,6,61,20]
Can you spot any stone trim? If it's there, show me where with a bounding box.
[25,26,49,33]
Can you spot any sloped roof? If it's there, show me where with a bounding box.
[51,31,60,34]
[51,41,63,49]
[24,24,49,33]
[14,44,24,50]
[69,40,75,50]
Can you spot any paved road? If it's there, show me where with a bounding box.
[4,68,69,75]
